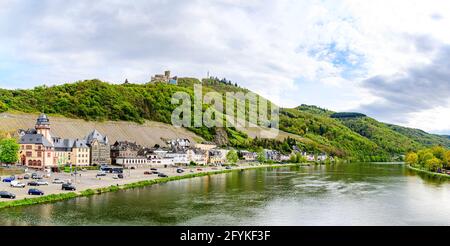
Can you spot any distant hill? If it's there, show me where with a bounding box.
[1,77,448,161]
[330,112,366,119]
[385,124,450,148]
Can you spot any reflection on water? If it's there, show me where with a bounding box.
[0,163,449,226]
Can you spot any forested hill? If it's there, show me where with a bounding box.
[0,78,448,161]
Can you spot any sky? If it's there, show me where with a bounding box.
[0,0,449,134]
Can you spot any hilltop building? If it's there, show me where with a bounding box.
[150,70,178,84]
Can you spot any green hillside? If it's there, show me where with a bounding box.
[386,124,450,148]
[280,108,387,161]
[0,78,448,161]
[336,117,423,154]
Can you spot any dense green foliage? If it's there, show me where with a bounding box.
[330,112,366,118]
[226,150,239,164]
[295,104,333,116]
[0,78,448,161]
[289,152,308,163]
[337,117,422,154]
[0,101,7,113]
[0,138,19,164]
[279,108,388,161]
[386,124,450,148]
[405,146,450,172]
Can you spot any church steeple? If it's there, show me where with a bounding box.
[35,113,52,143]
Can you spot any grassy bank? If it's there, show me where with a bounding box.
[0,163,297,209]
[406,165,450,179]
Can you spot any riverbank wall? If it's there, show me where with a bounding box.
[406,165,450,179]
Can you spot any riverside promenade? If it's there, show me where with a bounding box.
[0,163,296,207]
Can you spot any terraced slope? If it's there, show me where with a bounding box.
[0,112,203,147]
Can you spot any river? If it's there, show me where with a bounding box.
[1,163,450,226]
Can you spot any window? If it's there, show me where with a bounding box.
[26,145,32,150]
[26,151,32,157]
[37,152,42,157]
[47,153,51,158]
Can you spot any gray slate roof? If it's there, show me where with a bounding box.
[36,113,50,125]
[85,129,108,145]
[20,134,53,147]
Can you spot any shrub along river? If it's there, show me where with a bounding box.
[0,162,449,226]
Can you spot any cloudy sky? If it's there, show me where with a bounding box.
[0,0,449,134]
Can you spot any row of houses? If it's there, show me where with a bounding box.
[18,114,111,171]
[17,114,330,170]
[17,114,235,170]
[110,139,232,169]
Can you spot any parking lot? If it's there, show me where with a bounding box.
[0,165,238,200]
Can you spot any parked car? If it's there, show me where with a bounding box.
[36,179,49,185]
[61,183,76,191]
[27,181,40,186]
[158,173,168,178]
[16,175,24,180]
[112,174,119,179]
[117,173,123,179]
[52,178,65,184]
[10,180,26,188]
[31,173,42,179]
[23,174,30,179]
[96,171,107,177]
[0,191,16,199]
[196,168,203,171]
[28,189,44,195]
[150,168,158,171]
[152,171,159,174]
[176,168,184,173]
[2,176,15,183]
[144,171,152,175]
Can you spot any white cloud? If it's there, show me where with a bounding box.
[0,0,449,133]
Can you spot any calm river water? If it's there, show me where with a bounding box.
[1,163,450,226]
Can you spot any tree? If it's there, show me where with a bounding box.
[405,152,418,166]
[418,149,434,168]
[0,101,7,113]
[445,150,450,168]
[0,138,19,164]
[256,148,266,163]
[296,152,307,163]
[431,146,447,162]
[289,154,297,163]
[226,150,238,164]
[425,157,442,172]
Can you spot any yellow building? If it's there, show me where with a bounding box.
[18,114,56,169]
[19,114,95,170]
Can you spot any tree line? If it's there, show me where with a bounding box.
[405,146,450,172]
